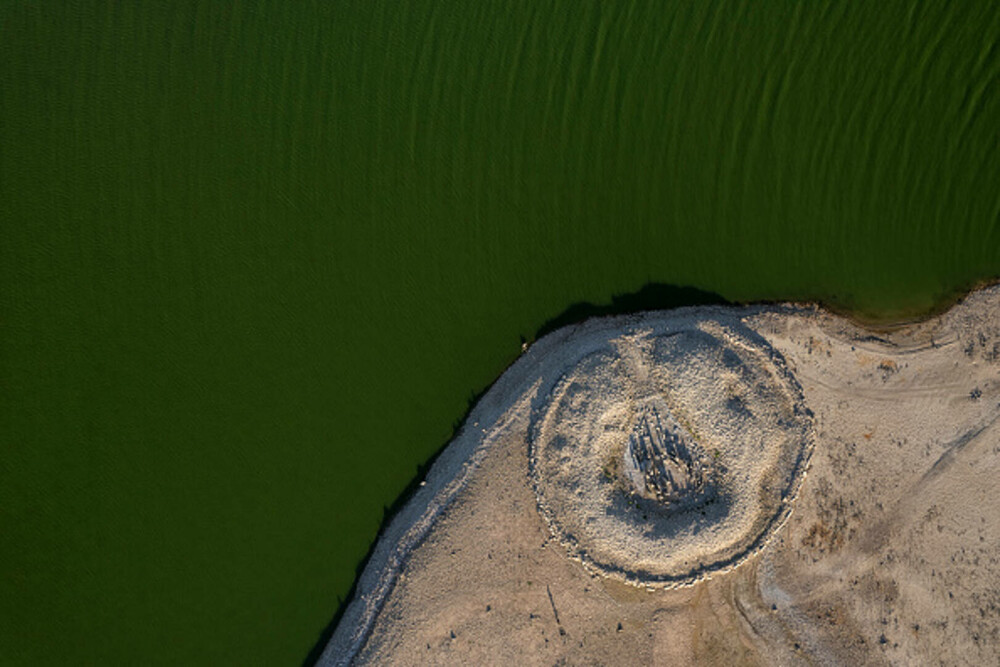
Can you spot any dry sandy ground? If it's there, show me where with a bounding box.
[321,286,1000,666]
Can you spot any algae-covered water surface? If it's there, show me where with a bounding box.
[3,1,999,663]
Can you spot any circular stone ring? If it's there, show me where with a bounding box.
[528,318,813,586]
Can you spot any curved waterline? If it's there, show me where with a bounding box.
[304,278,998,665]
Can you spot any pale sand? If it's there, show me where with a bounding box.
[320,286,1000,666]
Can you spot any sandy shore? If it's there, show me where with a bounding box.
[320,286,1000,666]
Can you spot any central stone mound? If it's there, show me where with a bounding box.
[528,319,813,586]
[622,402,714,509]
[624,404,713,508]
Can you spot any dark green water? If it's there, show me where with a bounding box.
[2,1,998,663]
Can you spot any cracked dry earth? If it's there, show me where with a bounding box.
[324,286,1000,666]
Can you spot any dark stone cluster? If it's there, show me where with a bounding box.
[624,405,714,510]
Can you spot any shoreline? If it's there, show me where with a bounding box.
[817,276,1000,330]
[313,281,1000,665]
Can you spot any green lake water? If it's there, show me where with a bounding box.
[2,1,999,664]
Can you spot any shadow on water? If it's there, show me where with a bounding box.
[301,282,727,665]
[533,283,728,340]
